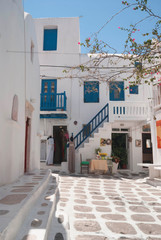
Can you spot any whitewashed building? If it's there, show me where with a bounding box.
[35,17,154,173]
[0,0,40,186]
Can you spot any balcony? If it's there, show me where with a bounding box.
[109,101,150,122]
[40,92,67,119]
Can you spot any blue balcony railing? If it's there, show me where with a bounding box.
[40,91,67,111]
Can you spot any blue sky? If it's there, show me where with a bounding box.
[24,0,161,53]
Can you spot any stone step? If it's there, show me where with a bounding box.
[15,173,58,240]
[0,169,52,240]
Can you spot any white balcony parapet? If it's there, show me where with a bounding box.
[109,101,149,122]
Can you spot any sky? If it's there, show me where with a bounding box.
[23,0,161,54]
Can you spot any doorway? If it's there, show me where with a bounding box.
[53,126,68,164]
[142,133,153,163]
[112,133,128,169]
[24,118,31,172]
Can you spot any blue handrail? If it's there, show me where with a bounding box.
[74,103,109,149]
[40,91,66,111]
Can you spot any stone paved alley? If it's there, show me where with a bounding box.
[53,171,161,240]
[1,169,161,240]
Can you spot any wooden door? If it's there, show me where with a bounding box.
[142,133,153,163]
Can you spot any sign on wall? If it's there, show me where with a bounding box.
[100,138,111,146]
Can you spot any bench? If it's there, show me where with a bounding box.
[137,163,161,179]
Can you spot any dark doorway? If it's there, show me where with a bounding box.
[24,118,31,172]
[112,133,128,169]
[53,126,68,164]
[142,133,153,163]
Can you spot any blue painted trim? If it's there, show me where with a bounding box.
[129,85,138,94]
[40,91,67,111]
[84,81,99,103]
[40,113,67,119]
[109,81,125,101]
[135,61,142,68]
[41,79,67,111]
[43,29,57,51]
[73,103,109,149]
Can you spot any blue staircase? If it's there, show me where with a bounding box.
[74,103,109,149]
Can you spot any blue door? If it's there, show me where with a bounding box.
[41,80,57,110]
[109,81,125,101]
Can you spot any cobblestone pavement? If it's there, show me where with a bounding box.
[53,171,161,240]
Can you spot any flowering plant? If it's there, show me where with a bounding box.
[95,147,101,154]
[99,153,108,157]
[112,156,120,163]
[98,153,108,160]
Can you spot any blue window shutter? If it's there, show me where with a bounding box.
[41,79,57,110]
[109,81,125,101]
[135,61,142,69]
[84,81,99,103]
[43,29,57,51]
[129,85,138,94]
[41,79,57,94]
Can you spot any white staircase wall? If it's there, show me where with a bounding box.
[76,122,112,173]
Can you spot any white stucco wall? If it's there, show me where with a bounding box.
[34,17,81,137]
[24,13,40,171]
[131,125,143,172]
[35,18,152,137]
[35,17,153,172]
[0,0,25,185]
[0,1,40,186]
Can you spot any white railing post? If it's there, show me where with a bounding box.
[109,101,149,121]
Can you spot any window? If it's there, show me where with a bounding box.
[109,81,124,101]
[135,61,142,69]
[41,79,57,95]
[129,85,138,94]
[142,124,151,132]
[84,81,99,103]
[43,29,57,51]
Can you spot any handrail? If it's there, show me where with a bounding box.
[40,91,66,111]
[74,103,109,149]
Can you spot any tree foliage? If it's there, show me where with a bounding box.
[66,0,161,86]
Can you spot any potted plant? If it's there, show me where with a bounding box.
[95,147,101,155]
[99,152,108,160]
[112,155,120,164]
[111,154,120,173]
[111,148,127,169]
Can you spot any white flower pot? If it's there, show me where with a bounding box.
[112,162,119,173]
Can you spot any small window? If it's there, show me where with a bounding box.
[84,81,99,103]
[121,128,129,132]
[112,128,120,132]
[43,29,57,51]
[142,124,151,132]
[129,85,138,94]
[135,61,142,69]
